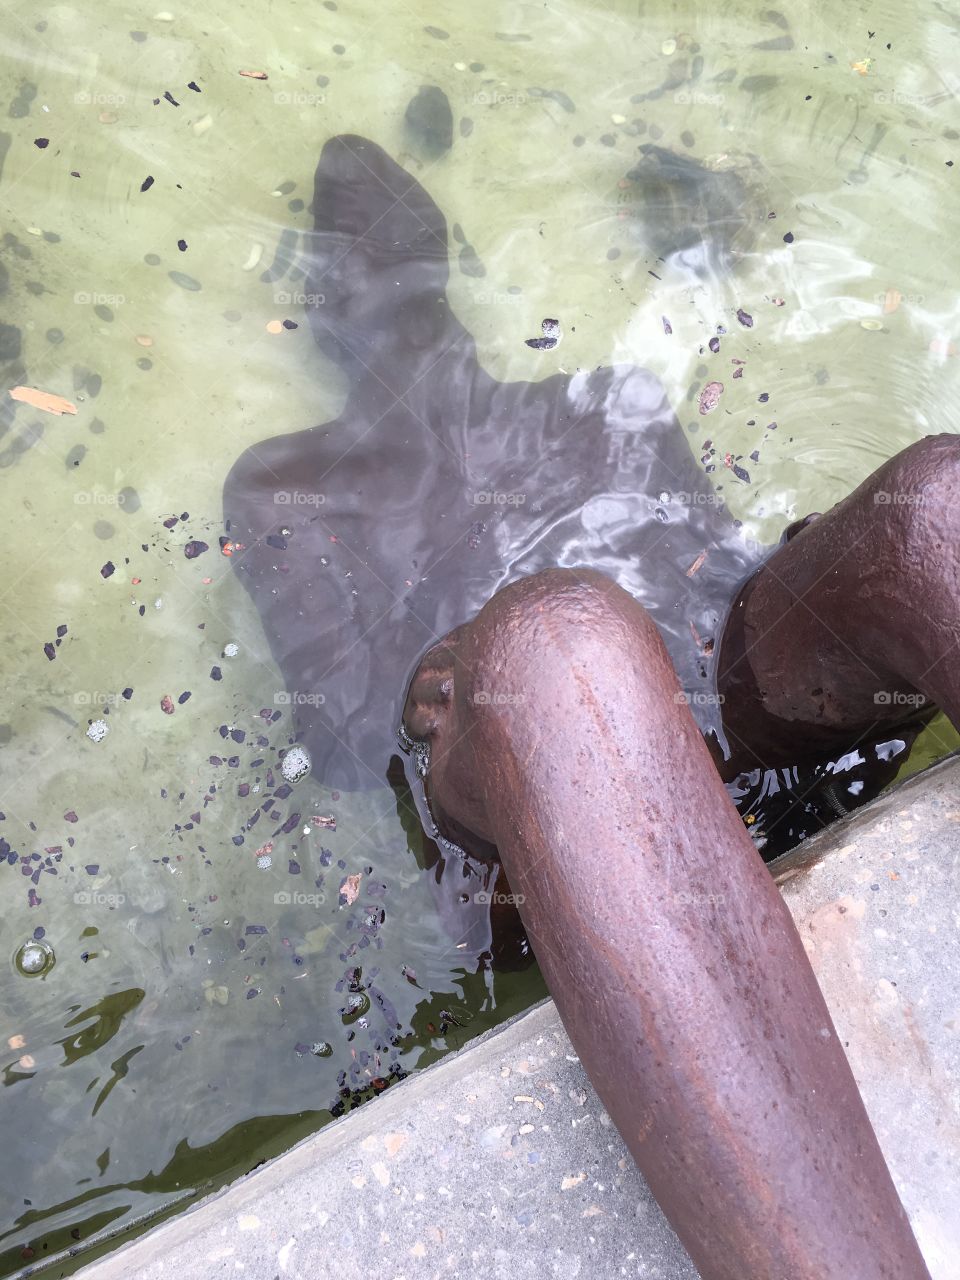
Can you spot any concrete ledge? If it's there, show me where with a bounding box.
[79,757,960,1280]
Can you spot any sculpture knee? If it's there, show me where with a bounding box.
[869,433,960,572]
[401,568,681,846]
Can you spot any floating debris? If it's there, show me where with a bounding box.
[280,745,311,783]
[686,550,708,577]
[223,643,239,658]
[341,991,370,1023]
[239,69,268,80]
[160,695,175,715]
[698,381,724,414]
[15,939,55,977]
[86,720,109,743]
[736,308,754,327]
[8,386,77,415]
[525,317,561,350]
[340,872,362,905]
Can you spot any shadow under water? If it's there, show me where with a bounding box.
[224,132,921,864]
[223,134,759,781]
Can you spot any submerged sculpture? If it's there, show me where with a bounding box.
[225,134,942,1278]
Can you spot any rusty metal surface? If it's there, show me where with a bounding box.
[403,569,934,1280]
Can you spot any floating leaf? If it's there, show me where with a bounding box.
[9,386,77,416]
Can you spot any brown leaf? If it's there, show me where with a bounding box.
[686,550,708,577]
[9,386,78,416]
[697,381,723,415]
[339,872,361,905]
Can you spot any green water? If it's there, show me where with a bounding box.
[1,0,959,1273]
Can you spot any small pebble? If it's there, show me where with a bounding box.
[698,381,724,414]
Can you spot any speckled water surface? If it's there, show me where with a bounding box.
[1,0,959,1273]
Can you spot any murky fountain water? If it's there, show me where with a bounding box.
[1,0,959,1272]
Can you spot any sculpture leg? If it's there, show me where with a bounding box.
[403,567,930,1280]
[717,433,960,777]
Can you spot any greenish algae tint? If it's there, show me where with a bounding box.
[0,0,958,1274]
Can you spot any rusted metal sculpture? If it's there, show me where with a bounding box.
[226,133,940,1277]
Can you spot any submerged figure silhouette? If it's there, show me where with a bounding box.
[225,134,943,1279]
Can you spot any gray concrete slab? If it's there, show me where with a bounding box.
[78,756,960,1280]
